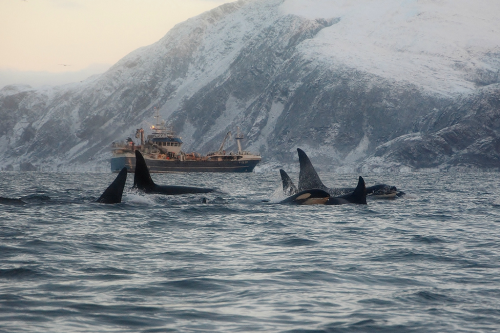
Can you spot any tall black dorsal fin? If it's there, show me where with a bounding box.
[297,148,327,191]
[97,167,127,204]
[134,150,155,190]
[349,176,367,204]
[279,169,298,196]
[326,176,367,205]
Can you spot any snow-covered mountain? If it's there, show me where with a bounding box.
[1,0,500,172]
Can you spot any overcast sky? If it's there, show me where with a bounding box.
[0,0,234,88]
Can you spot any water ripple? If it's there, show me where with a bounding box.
[0,171,499,332]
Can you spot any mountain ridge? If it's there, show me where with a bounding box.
[1,0,499,172]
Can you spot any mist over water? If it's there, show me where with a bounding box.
[1,171,499,332]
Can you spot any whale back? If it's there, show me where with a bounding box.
[134,150,214,195]
[279,189,330,205]
[327,176,367,205]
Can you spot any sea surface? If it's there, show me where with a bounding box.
[1,171,499,333]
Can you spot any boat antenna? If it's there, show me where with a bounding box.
[153,107,160,126]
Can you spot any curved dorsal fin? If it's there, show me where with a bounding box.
[297,148,327,191]
[348,176,367,204]
[134,150,156,190]
[97,167,127,204]
[279,169,298,196]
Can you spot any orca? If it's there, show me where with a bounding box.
[280,169,366,205]
[2,167,127,205]
[134,150,214,195]
[280,169,298,196]
[297,148,351,196]
[2,169,127,205]
[279,188,330,205]
[326,176,367,205]
[297,148,402,198]
[97,167,128,204]
[365,184,402,198]
[279,169,366,205]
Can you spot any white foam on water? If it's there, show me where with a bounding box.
[123,193,155,205]
[269,183,287,203]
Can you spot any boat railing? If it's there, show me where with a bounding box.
[112,141,133,149]
[240,151,260,156]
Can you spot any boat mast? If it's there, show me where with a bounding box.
[154,107,159,125]
[235,127,244,154]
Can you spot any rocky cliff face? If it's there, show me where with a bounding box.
[1,0,499,172]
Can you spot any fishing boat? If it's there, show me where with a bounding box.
[110,112,261,173]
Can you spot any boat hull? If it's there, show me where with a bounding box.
[111,156,260,173]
